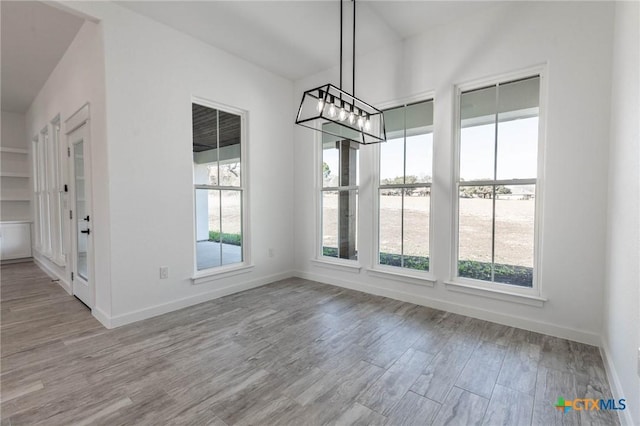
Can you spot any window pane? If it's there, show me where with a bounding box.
[405,101,434,183]
[405,100,433,137]
[380,137,404,184]
[405,133,432,184]
[322,190,338,257]
[379,189,402,266]
[322,143,339,188]
[497,116,538,180]
[338,141,359,188]
[192,104,219,186]
[494,185,535,287]
[220,190,242,265]
[383,105,405,140]
[338,190,358,260]
[496,77,539,180]
[460,86,496,181]
[458,186,493,281]
[58,192,66,258]
[195,189,221,270]
[498,77,540,114]
[403,188,430,271]
[218,110,241,187]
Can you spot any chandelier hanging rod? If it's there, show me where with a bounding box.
[294,0,386,144]
[337,0,357,96]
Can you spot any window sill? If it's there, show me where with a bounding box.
[191,264,254,285]
[311,258,362,274]
[444,280,546,307]
[367,267,435,287]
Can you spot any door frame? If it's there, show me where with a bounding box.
[65,104,94,308]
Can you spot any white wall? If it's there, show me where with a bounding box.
[1,111,27,149]
[63,2,295,325]
[25,20,111,317]
[603,2,640,425]
[294,2,615,344]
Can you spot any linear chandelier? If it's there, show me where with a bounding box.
[295,0,386,145]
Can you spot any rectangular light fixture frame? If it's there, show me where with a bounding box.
[296,83,386,145]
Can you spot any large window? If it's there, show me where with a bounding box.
[321,137,359,260]
[378,100,433,271]
[193,102,245,271]
[456,75,540,288]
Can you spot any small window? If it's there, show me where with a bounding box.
[456,75,540,288]
[193,102,245,270]
[378,99,433,271]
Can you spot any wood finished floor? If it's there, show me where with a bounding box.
[1,262,618,426]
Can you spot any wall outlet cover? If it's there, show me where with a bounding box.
[160,266,169,279]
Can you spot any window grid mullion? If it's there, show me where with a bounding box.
[458,179,535,187]
[217,190,222,264]
[380,183,432,189]
[491,84,499,282]
[401,105,407,268]
[400,189,405,268]
[337,148,341,257]
[195,185,243,191]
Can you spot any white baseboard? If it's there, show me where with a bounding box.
[92,307,112,329]
[33,256,71,295]
[294,269,601,346]
[106,270,295,328]
[600,339,635,426]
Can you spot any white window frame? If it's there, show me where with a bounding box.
[31,135,41,252]
[449,66,547,304]
[314,132,362,272]
[50,115,66,266]
[191,97,252,283]
[32,118,67,265]
[371,96,436,285]
[37,126,52,258]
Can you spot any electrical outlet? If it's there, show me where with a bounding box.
[268,248,275,258]
[160,266,169,279]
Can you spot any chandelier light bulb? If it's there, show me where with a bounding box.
[316,99,324,113]
[357,116,364,129]
[364,118,371,131]
[328,103,337,118]
[338,104,348,121]
[348,111,355,125]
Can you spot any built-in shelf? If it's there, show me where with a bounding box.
[0,172,30,178]
[1,145,32,224]
[0,147,28,155]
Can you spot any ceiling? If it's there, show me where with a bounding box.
[1,1,495,113]
[118,1,494,81]
[1,1,85,113]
